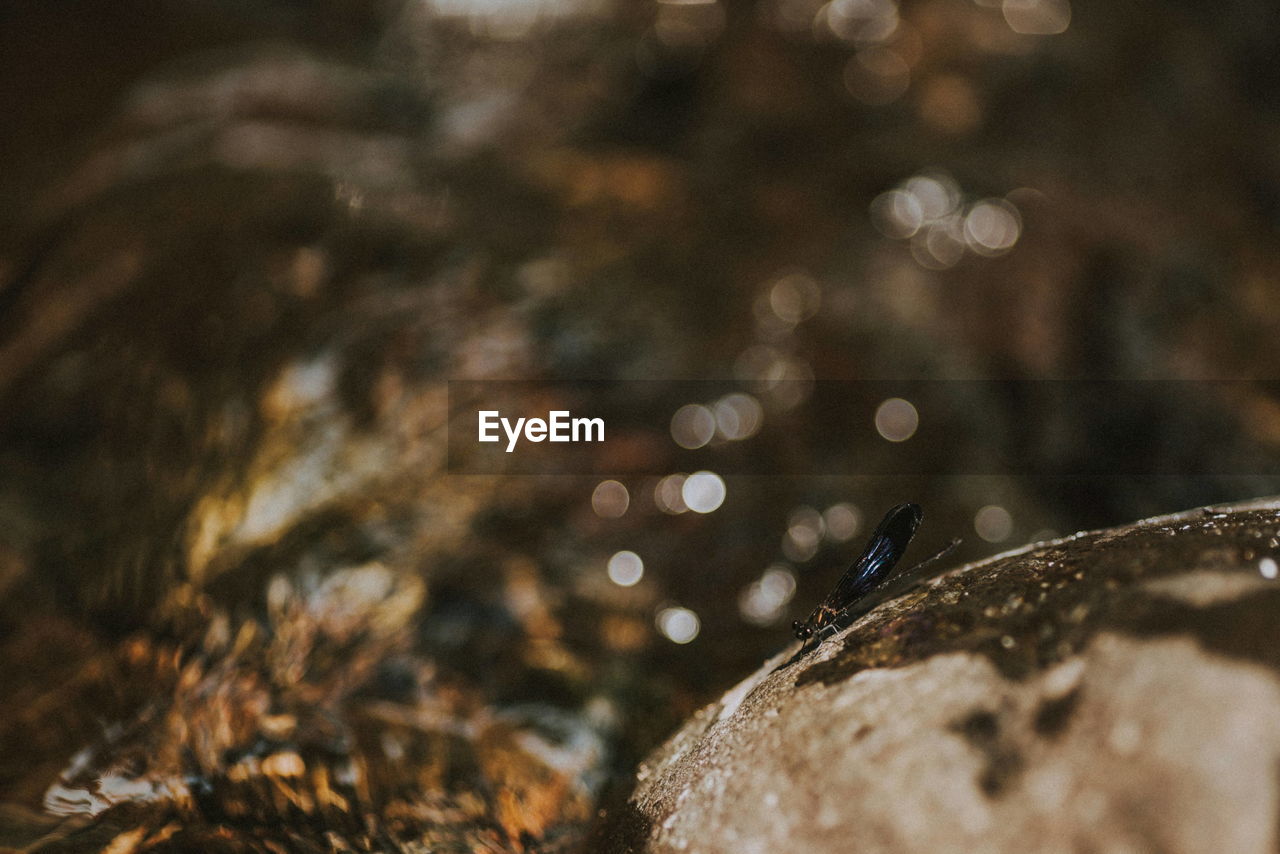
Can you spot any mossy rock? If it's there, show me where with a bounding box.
[620,498,1280,854]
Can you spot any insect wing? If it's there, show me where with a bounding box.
[819,503,922,613]
[832,536,960,626]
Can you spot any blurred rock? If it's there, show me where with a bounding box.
[622,498,1280,854]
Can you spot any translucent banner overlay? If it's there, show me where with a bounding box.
[446,380,1280,475]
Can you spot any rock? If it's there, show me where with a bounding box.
[621,498,1280,854]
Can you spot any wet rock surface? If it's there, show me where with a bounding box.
[623,498,1280,854]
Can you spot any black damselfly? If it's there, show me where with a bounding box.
[792,503,957,648]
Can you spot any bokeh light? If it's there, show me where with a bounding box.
[870,188,925,239]
[872,172,1024,267]
[671,403,717,449]
[592,480,630,518]
[783,506,824,563]
[905,173,962,221]
[428,0,597,39]
[913,215,967,269]
[739,564,798,625]
[822,0,900,44]
[768,272,822,325]
[713,393,763,440]
[823,502,862,541]
[682,471,726,513]
[607,550,645,587]
[654,474,689,514]
[874,397,919,442]
[656,606,701,643]
[964,199,1022,255]
[1002,0,1071,35]
[974,504,1015,542]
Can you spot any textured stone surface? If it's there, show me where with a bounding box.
[623,498,1280,854]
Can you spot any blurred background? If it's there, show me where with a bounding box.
[2,0,1280,848]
